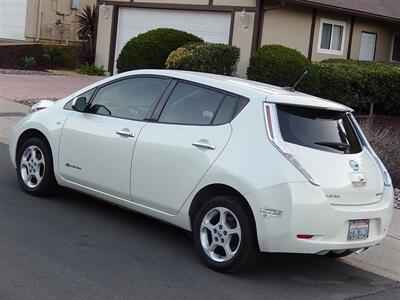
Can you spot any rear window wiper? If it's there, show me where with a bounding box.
[314,141,350,152]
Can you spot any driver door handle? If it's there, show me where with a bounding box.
[192,142,216,150]
[116,129,135,138]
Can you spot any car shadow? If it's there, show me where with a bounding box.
[51,187,391,283]
[0,137,396,299]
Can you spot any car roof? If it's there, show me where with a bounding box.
[113,69,352,112]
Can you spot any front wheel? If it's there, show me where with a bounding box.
[193,196,258,273]
[17,137,57,196]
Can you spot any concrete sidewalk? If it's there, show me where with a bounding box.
[0,96,399,283]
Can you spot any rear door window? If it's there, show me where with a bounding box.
[159,82,226,125]
[277,104,362,154]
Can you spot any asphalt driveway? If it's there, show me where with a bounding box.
[0,142,399,300]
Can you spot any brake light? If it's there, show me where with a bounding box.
[263,102,319,186]
[296,234,314,239]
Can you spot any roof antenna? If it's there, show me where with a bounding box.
[284,70,309,92]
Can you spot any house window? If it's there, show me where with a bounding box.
[318,18,346,55]
[391,33,400,62]
[71,0,80,10]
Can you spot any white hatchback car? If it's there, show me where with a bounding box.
[10,70,394,272]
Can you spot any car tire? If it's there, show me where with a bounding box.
[193,195,258,273]
[326,249,354,258]
[17,137,57,196]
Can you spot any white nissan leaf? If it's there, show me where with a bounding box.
[9,70,394,272]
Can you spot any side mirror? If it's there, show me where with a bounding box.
[72,97,88,112]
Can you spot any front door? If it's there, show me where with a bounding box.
[131,82,233,214]
[359,32,376,61]
[59,76,170,199]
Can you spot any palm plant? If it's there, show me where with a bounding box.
[76,5,98,65]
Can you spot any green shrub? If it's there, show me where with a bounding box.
[316,61,400,115]
[320,58,400,68]
[165,42,240,76]
[247,44,320,94]
[23,56,37,68]
[116,28,203,73]
[76,63,104,76]
[43,44,77,69]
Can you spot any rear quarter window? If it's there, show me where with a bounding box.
[277,104,362,154]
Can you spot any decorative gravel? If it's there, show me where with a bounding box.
[0,69,56,75]
[15,98,58,107]
[395,188,400,209]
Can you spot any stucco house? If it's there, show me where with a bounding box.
[94,0,400,77]
[0,0,95,43]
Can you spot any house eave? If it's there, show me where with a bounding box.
[284,0,400,24]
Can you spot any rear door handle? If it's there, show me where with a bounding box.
[192,142,216,150]
[116,129,135,138]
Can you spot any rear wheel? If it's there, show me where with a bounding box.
[17,137,57,196]
[193,195,258,272]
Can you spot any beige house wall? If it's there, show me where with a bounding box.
[25,0,40,39]
[213,0,256,6]
[232,11,255,77]
[350,18,396,62]
[94,1,399,75]
[25,0,96,43]
[261,6,313,57]
[95,5,114,70]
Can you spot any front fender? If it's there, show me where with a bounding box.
[10,106,72,184]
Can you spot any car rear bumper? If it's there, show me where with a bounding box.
[246,182,394,253]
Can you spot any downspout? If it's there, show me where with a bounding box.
[35,0,43,42]
[251,0,263,52]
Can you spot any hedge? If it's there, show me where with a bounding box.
[116,28,203,73]
[43,44,78,69]
[247,46,400,115]
[165,42,240,76]
[316,61,400,115]
[247,44,320,94]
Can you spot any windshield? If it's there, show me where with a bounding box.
[276,104,362,154]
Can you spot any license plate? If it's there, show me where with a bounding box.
[347,220,369,240]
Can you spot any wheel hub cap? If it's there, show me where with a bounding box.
[200,207,241,263]
[20,145,45,188]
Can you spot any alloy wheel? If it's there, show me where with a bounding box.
[200,207,242,263]
[20,145,45,189]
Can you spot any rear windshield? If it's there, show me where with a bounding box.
[276,104,362,154]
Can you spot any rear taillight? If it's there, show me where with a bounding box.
[263,102,319,186]
[296,234,314,239]
[347,113,392,187]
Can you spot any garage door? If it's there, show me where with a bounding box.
[0,0,27,40]
[114,8,232,73]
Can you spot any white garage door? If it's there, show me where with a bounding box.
[114,8,232,73]
[0,0,27,40]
